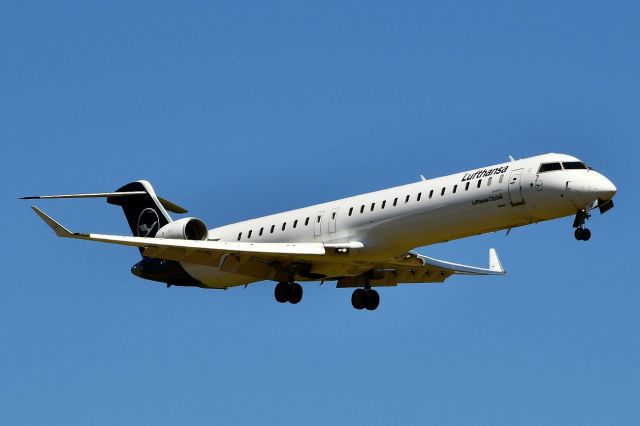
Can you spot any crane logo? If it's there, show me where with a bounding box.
[137,208,159,237]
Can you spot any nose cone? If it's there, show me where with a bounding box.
[591,173,617,200]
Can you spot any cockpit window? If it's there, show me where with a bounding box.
[538,162,562,173]
[562,161,588,170]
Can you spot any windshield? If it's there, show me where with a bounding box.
[562,161,588,170]
[538,162,562,173]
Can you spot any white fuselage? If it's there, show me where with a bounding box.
[181,153,616,287]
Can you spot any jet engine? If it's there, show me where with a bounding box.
[155,217,208,241]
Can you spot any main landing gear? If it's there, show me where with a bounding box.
[573,209,592,241]
[351,288,380,311]
[274,282,303,304]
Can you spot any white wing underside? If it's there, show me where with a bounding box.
[32,206,505,286]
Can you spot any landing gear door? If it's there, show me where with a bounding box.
[314,211,324,237]
[508,169,525,206]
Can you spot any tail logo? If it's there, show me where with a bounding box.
[137,208,160,237]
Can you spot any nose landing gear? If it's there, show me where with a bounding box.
[574,227,591,241]
[573,209,592,241]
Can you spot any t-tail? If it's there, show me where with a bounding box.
[21,180,205,287]
[20,179,195,252]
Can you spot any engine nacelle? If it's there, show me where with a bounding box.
[155,217,208,241]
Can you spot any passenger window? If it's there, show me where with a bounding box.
[370,203,375,211]
[563,161,587,170]
[405,195,410,203]
[488,177,492,186]
[270,225,275,233]
[429,190,433,199]
[453,185,457,193]
[465,182,470,191]
[499,175,504,183]
[317,215,321,223]
[393,198,398,206]
[441,187,445,196]
[305,217,309,226]
[259,227,264,236]
[360,205,365,214]
[417,192,422,201]
[477,179,482,188]
[282,222,286,231]
[332,212,336,219]
[248,230,252,239]
[237,232,242,241]
[382,200,386,209]
[293,220,298,228]
[538,162,562,173]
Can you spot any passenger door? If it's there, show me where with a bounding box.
[508,169,525,206]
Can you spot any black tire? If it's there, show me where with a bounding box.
[582,228,592,241]
[365,289,380,311]
[351,288,367,310]
[274,282,289,303]
[288,283,303,304]
[574,228,584,241]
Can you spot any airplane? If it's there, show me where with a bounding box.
[23,153,616,311]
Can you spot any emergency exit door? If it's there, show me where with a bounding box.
[314,211,324,236]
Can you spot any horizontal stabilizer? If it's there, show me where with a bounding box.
[21,190,188,213]
[21,191,146,200]
[157,197,188,214]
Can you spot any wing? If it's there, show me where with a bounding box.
[31,207,326,272]
[336,249,505,288]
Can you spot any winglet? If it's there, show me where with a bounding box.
[31,206,73,237]
[489,248,505,273]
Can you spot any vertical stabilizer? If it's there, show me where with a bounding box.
[107,180,173,238]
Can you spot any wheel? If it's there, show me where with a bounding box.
[288,283,303,304]
[351,288,367,310]
[274,282,289,303]
[365,289,380,311]
[582,228,591,241]
[574,228,584,241]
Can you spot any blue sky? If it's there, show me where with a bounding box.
[2,1,638,424]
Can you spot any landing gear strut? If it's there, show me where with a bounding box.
[274,282,303,304]
[573,209,592,241]
[351,288,380,311]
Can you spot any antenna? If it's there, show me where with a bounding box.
[508,155,515,162]
[419,175,427,181]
